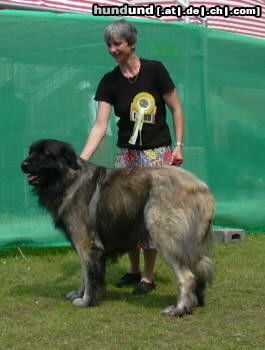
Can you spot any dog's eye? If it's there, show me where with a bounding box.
[44,150,51,156]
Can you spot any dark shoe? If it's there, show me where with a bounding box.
[132,281,155,295]
[116,272,141,288]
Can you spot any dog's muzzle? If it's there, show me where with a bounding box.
[21,161,40,186]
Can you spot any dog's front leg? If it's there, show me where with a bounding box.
[72,236,106,308]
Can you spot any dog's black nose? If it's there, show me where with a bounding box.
[21,161,29,173]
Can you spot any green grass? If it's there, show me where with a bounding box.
[0,235,265,350]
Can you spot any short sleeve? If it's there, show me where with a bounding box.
[94,74,113,104]
[156,62,175,95]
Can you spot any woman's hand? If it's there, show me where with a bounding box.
[170,145,184,166]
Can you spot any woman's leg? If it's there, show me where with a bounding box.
[141,249,157,283]
[128,247,141,274]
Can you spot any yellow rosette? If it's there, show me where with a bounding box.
[129,92,156,145]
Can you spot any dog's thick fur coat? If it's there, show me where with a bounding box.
[21,139,215,316]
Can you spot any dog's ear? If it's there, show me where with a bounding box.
[63,146,80,170]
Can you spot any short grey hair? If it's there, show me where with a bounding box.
[104,19,138,46]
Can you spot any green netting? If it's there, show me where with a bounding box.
[0,10,264,250]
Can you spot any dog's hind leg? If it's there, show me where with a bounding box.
[162,264,198,317]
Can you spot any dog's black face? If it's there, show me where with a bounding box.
[21,139,80,186]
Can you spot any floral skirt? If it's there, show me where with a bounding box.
[115,146,172,249]
[115,146,172,169]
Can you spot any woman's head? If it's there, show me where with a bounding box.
[104,19,138,47]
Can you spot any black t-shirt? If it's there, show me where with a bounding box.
[95,58,175,150]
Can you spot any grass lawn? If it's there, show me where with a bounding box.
[0,234,264,350]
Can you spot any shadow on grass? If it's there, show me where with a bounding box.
[9,260,80,300]
[9,260,176,310]
[104,289,177,310]
[8,250,176,309]
[10,280,177,310]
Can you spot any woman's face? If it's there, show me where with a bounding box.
[107,38,135,63]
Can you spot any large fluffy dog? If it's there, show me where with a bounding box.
[21,139,215,316]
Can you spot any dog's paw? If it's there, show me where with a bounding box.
[72,297,90,308]
[161,305,193,317]
[72,296,98,308]
[161,305,175,315]
[66,291,79,301]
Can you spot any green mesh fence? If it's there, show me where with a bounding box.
[0,10,264,250]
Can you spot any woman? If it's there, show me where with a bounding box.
[81,19,184,295]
